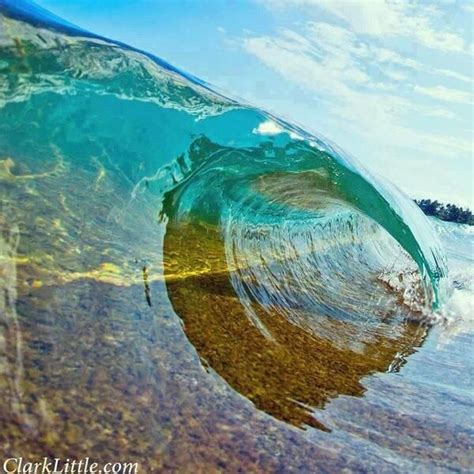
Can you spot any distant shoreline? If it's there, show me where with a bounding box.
[415,199,473,226]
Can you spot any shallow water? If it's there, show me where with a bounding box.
[0,2,473,472]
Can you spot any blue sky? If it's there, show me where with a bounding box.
[35,0,473,207]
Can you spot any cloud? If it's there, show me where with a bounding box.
[461,3,474,15]
[436,69,471,84]
[414,85,472,104]
[253,119,303,139]
[258,0,468,53]
[241,20,471,160]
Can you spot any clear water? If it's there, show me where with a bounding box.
[0,1,472,471]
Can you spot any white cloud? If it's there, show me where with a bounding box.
[383,69,408,82]
[253,120,284,135]
[253,119,303,139]
[258,0,468,53]
[414,85,472,104]
[436,68,471,84]
[242,20,471,160]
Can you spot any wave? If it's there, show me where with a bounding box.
[0,1,452,430]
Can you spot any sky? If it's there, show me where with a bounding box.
[34,0,473,207]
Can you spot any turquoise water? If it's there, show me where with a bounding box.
[0,1,472,471]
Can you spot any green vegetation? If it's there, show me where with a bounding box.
[415,199,473,225]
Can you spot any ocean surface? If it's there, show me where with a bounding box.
[0,1,473,472]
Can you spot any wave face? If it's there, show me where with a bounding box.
[3,1,470,467]
[0,1,447,303]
